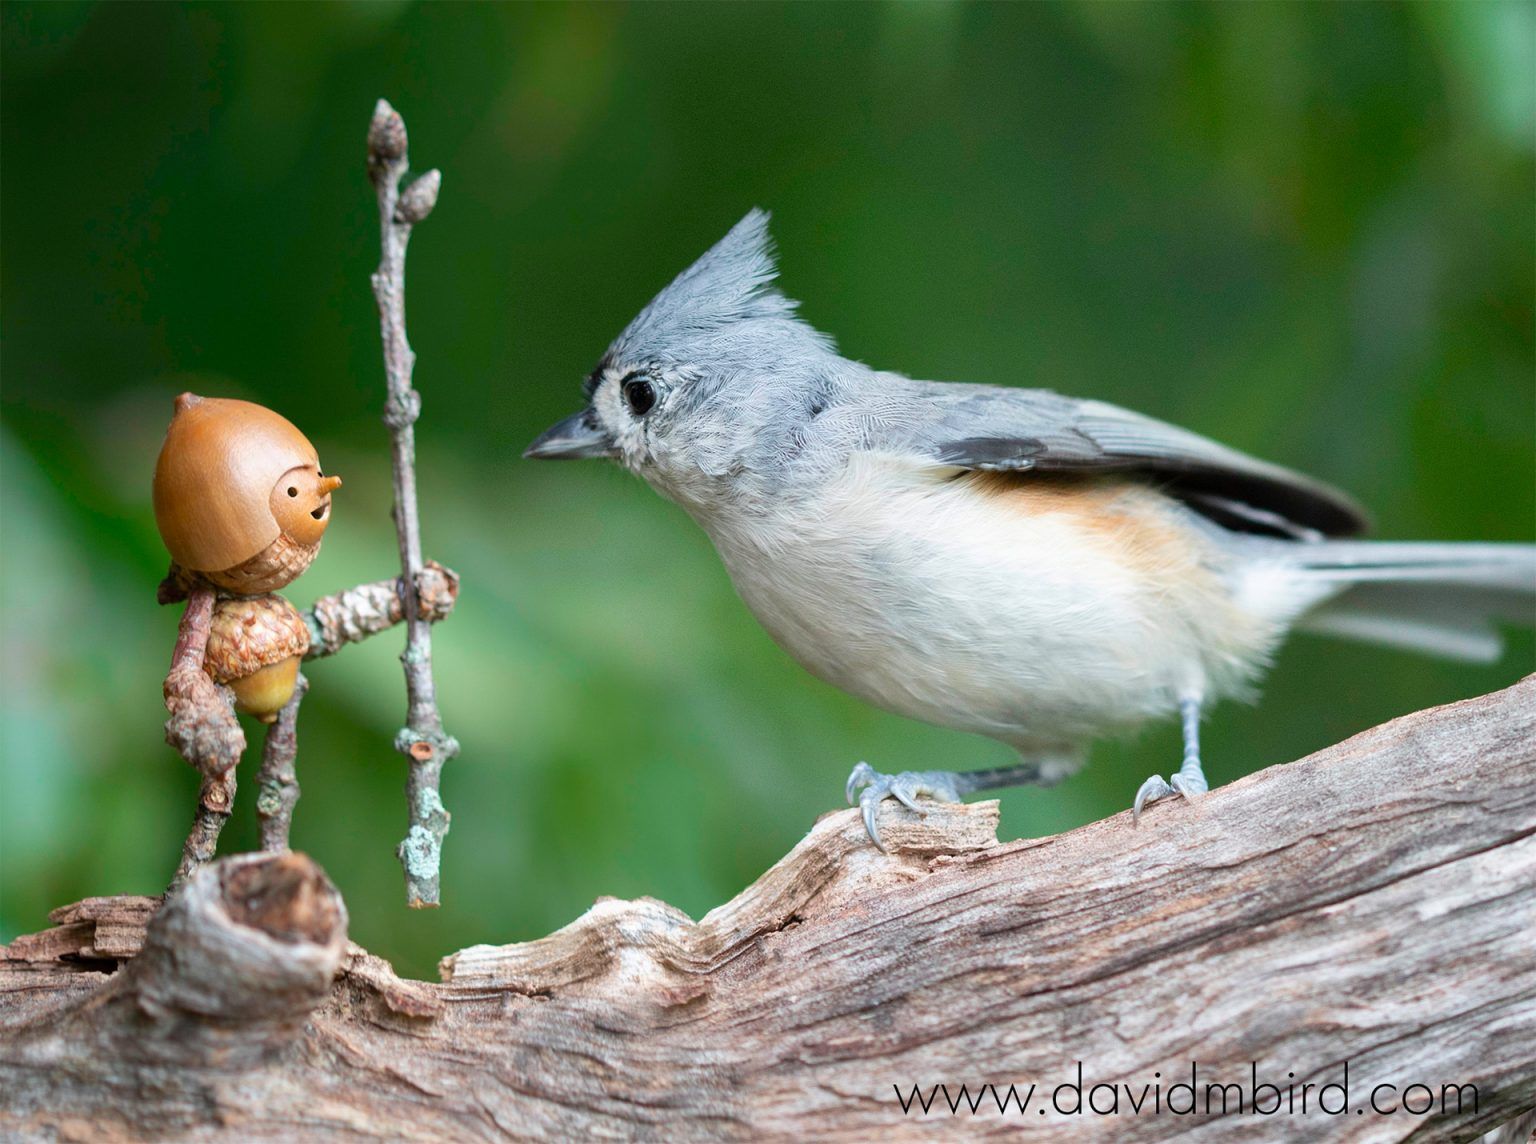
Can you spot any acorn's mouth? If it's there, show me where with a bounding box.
[310,473,341,521]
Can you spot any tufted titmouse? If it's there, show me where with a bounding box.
[527,210,1536,848]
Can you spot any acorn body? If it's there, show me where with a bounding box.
[153,393,340,595]
[205,594,311,722]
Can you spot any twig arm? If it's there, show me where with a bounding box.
[366,98,458,908]
[301,561,459,660]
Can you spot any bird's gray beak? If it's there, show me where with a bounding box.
[523,410,616,460]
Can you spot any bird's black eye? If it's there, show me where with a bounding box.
[621,374,656,417]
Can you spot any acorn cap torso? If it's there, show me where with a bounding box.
[153,394,320,573]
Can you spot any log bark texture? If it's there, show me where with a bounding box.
[3,679,1533,1141]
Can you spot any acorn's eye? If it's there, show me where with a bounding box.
[621,374,656,417]
[287,487,298,497]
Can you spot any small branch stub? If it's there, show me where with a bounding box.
[367,98,458,907]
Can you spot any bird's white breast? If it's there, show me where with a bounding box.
[695,454,1281,751]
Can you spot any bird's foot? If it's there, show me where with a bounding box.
[1132,767,1208,823]
[844,762,968,851]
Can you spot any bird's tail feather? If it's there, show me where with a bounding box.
[1290,541,1535,663]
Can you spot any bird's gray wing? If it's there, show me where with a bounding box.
[887,385,1368,538]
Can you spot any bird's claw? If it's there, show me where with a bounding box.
[844,761,878,806]
[1132,770,1207,823]
[844,763,966,851]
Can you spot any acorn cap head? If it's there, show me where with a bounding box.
[153,393,333,574]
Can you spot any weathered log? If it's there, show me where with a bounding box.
[3,678,1533,1141]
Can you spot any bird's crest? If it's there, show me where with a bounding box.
[606,209,828,367]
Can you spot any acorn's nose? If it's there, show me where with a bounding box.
[320,475,343,494]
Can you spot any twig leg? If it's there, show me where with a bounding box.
[163,586,246,892]
[256,673,309,851]
[172,771,237,889]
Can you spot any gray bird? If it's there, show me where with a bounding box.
[526,210,1535,848]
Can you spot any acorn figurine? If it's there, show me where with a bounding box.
[154,393,341,595]
[155,390,348,886]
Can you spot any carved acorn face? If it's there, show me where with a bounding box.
[153,393,341,593]
[270,463,338,548]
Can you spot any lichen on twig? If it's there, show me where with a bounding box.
[366,98,458,908]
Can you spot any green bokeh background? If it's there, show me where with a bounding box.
[2,2,1531,979]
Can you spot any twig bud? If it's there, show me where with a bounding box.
[395,170,442,224]
[367,99,408,178]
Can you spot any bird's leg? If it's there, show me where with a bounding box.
[1132,693,1209,822]
[845,757,1069,851]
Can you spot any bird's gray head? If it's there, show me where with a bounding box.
[525,210,842,508]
